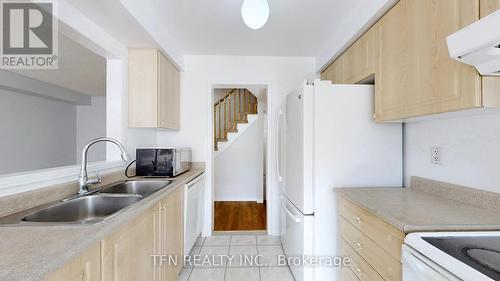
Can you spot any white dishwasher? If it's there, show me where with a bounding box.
[184,173,205,255]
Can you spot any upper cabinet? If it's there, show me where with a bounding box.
[321,0,500,122]
[321,22,380,84]
[480,0,500,17]
[129,49,180,129]
[342,22,381,84]
[376,0,481,121]
[321,56,343,83]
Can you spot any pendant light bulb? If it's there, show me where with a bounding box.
[241,0,270,30]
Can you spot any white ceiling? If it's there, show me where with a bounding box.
[63,0,397,72]
[12,33,106,96]
[161,0,362,56]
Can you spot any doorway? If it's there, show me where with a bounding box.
[211,86,268,231]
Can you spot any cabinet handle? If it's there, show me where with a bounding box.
[356,242,363,250]
[355,216,362,224]
[356,268,362,276]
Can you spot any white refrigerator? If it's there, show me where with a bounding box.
[277,80,402,281]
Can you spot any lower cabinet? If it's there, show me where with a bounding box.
[44,244,101,281]
[339,196,404,281]
[155,185,185,280]
[163,186,185,280]
[101,206,156,281]
[45,186,185,281]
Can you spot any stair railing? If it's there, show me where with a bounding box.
[214,89,258,150]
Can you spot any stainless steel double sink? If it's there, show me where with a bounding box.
[16,180,173,225]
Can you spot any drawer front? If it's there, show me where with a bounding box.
[340,218,402,281]
[341,267,361,281]
[341,239,384,281]
[339,196,404,260]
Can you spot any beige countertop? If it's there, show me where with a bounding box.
[337,177,500,234]
[0,167,205,281]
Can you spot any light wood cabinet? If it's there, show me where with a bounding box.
[129,49,180,129]
[480,0,500,17]
[342,23,380,84]
[153,186,185,281]
[341,240,384,281]
[43,185,186,281]
[321,56,343,83]
[340,266,362,281]
[163,186,184,280]
[376,0,482,121]
[339,196,404,281]
[341,218,401,281]
[321,22,380,84]
[339,196,404,260]
[44,244,101,281]
[101,206,156,281]
[321,0,500,121]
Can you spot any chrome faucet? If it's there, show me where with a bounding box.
[78,137,130,195]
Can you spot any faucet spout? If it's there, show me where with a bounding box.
[78,137,129,195]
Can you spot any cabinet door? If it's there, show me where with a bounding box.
[480,0,500,17]
[44,244,100,281]
[101,208,156,281]
[376,0,481,121]
[321,57,343,83]
[158,52,180,130]
[163,187,184,280]
[153,202,164,281]
[342,23,379,83]
[128,49,159,127]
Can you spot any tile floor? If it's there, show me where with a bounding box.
[177,234,296,281]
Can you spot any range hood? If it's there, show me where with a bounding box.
[447,10,500,76]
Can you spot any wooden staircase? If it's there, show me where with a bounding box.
[214,88,258,151]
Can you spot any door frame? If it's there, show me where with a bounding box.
[204,82,273,236]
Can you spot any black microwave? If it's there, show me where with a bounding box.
[136,148,191,177]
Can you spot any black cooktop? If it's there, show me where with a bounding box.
[423,236,500,280]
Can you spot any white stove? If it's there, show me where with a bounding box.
[403,232,500,281]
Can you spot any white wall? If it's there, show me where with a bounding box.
[156,55,315,235]
[156,55,315,161]
[215,114,263,202]
[0,89,77,174]
[76,96,107,163]
[404,111,500,193]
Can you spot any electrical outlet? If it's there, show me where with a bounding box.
[431,147,441,165]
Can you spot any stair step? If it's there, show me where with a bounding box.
[217,138,228,142]
[237,119,248,124]
[226,129,238,133]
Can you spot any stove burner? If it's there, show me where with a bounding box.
[463,247,500,274]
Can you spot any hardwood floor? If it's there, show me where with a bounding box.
[214,201,266,231]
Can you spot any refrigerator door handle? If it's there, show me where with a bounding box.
[275,110,284,183]
[280,196,302,223]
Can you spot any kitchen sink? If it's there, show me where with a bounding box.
[0,179,174,225]
[22,194,142,223]
[99,180,172,197]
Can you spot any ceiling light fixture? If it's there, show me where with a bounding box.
[241,0,270,30]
